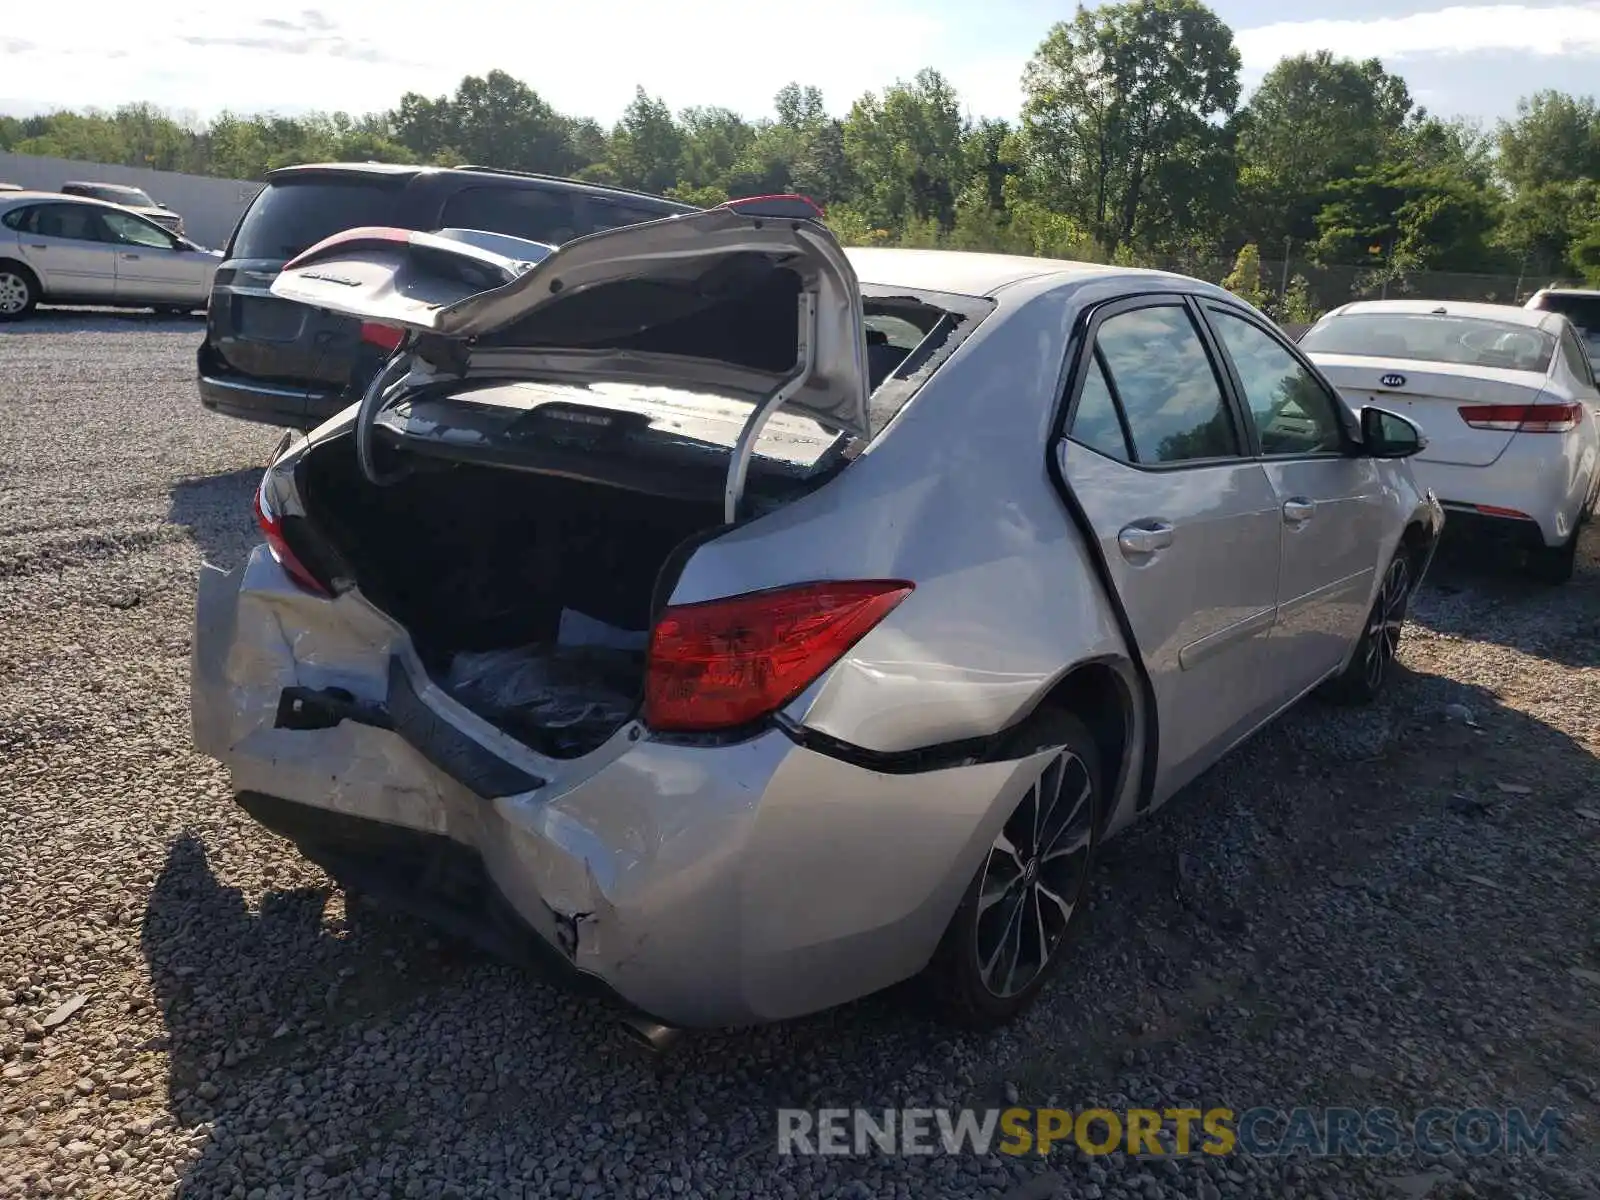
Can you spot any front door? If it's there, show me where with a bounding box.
[1054,297,1284,802]
[100,210,207,307]
[1201,303,1389,689]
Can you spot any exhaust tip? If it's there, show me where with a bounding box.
[617,1015,681,1053]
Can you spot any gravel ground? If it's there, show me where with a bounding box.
[2,308,1598,1200]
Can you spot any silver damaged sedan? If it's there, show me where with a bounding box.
[190,202,1444,1038]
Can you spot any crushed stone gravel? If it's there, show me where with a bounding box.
[1,308,1597,1199]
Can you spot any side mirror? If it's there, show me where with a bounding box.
[1361,405,1425,458]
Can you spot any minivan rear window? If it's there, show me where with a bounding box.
[229,180,402,261]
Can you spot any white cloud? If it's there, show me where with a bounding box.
[3,0,999,123]
[1236,3,1600,70]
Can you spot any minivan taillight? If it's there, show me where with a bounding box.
[644,581,914,732]
[254,474,329,596]
[1458,402,1581,432]
[360,322,404,352]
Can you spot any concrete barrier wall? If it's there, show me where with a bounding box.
[0,153,263,251]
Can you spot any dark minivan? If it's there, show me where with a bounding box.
[198,163,697,429]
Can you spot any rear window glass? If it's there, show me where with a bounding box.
[1300,313,1556,373]
[229,180,402,261]
[441,187,581,245]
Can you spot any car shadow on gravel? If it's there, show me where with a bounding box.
[139,831,950,1197]
[0,306,204,334]
[1407,526,1600,670]
[168,468,267,571]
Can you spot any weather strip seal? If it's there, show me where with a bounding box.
[722,291,819,524]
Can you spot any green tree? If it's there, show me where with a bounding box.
[605,88,685,194]
[1021,0,1241,255]
[391,71,576,174]
[1222,242,1270,309]
[1311,162,1502,273]
[1234,52,1414,246]
[842,68,967,231]
[1497,90,1600,191]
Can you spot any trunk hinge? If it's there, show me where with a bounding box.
[722,292,818,525]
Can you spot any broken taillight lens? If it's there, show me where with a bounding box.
[1457,402,1582,432]
[644,581,913,732]
[254,473,329,596]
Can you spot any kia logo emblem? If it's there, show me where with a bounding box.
[1380,373,1406,388]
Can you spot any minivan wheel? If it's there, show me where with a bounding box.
[927,710,1102,1027]
[1322,552,1412,705]
[0,264,38,320]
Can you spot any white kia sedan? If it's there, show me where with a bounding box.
[1302,300,1600,582]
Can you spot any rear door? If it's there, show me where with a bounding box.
[100,210,210,306]
[1055,296,1284,800]
[14,202,118,300]
[1200,303,1388,684]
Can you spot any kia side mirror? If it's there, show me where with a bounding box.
[1361,406,1425,458]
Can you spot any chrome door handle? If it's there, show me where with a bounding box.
[1283,498,1316,525]
[28,243,46,250]
[1117,521,1174,557]
[120,253,140,260]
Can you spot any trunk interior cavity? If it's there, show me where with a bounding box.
[298,435,724,758]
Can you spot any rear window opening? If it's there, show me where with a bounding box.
[1301,313,1556,373]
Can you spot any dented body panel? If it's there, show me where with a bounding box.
[192,246,1440,1028]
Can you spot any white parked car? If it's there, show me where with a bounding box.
[1301,300,1600,582]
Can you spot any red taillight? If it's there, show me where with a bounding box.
[1458,402,1582,432]
[253,476,329,596]
[644,581,913,732]
[360,321,404,352]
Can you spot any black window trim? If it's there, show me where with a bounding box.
[1555,319,1596,390]
[1195,297,1358,461]
[1059,291,1253,472]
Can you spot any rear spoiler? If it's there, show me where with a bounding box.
[273,197,868,522]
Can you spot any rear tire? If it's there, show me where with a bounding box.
[925,710,1102,1028]
[0,262,38,320]
[1525,530,1578,585]
[1323,551,1413,706]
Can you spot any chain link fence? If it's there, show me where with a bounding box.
[1145,253,1584,318]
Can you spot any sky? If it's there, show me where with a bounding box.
[3,0,1598,129]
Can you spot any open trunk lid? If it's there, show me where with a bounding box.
[1311,355,1550,467]
[269,201,871,440]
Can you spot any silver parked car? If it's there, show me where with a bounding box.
[190,204,1442,1038]
[0,192,220,318]
[1302,300,1600,583]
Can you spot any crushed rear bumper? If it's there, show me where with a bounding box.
[191,548,1041,1027]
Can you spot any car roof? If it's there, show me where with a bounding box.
[844,246,1210,299]
[0,190,126,209]
[1530,287,1600,298]
[264,161,697,211]
[63,181,143,192]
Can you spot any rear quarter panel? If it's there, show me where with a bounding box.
[670,280,1134,765]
